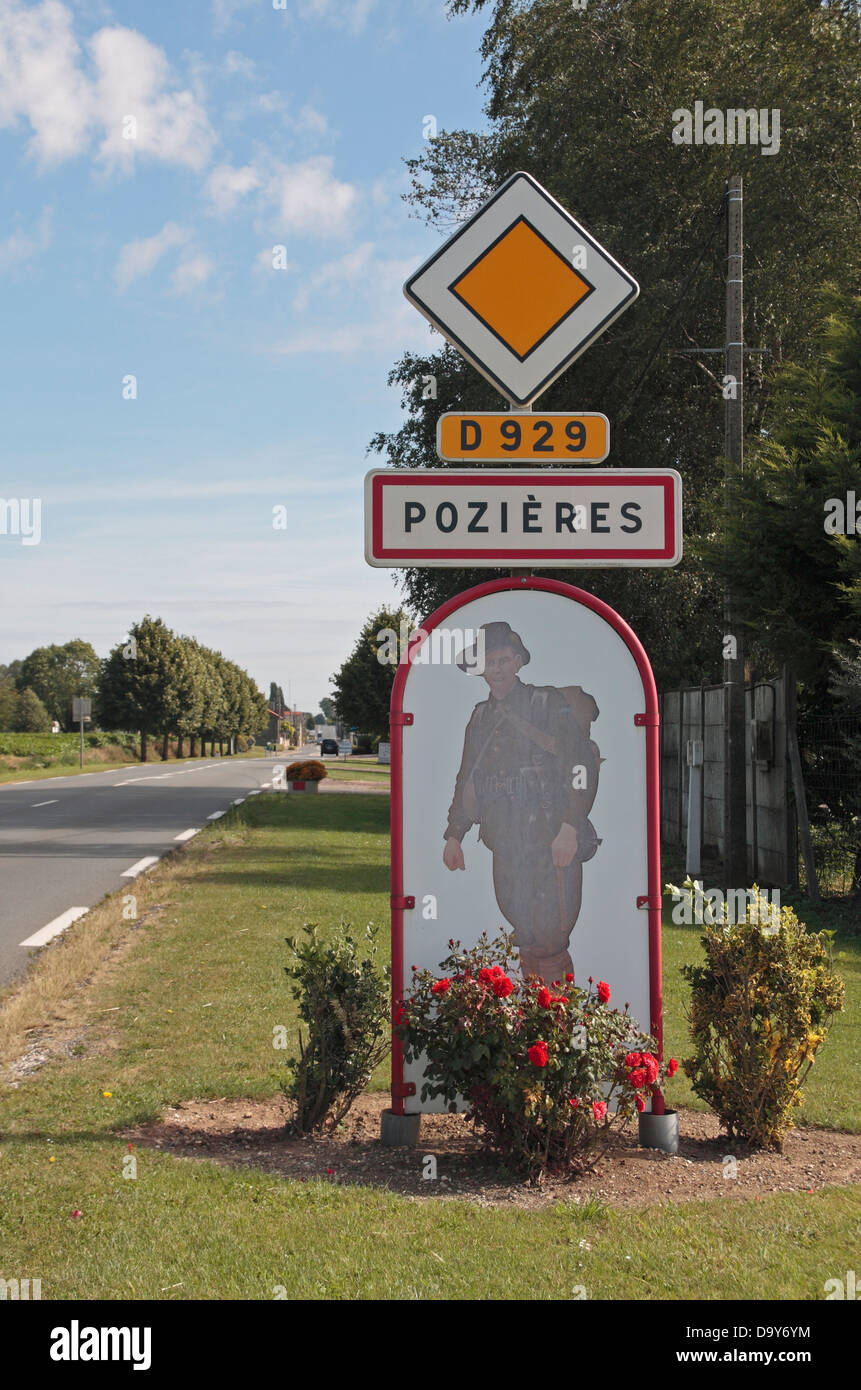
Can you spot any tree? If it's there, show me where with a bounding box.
[197,646,225,758]
[14,687,51,732]
[97,617,184,763]
[0,677,19,730]
[371,0,861,690]
[171,637,207,759]
[18,640,100,730]
[318,696,336,723]
[699,288,861,699]
[331,607,412,742]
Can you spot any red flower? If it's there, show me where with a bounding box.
[666,1057,678,1077]
[431,979,450,995]
[490,966,504,979]
[628,1068,647,1089]
[624,1051,643,1068]
[393,1006,409,1028]
[635,1095,646,1113]
[528,1041,549,1068]
[478,967,494,984]
[569,1097,580,1108]
[642,1054,659,1085]
[537,987,553,1008]
[592,1100,607,1122]
[597,980,610,1004]
[493,975,514,998]
[553,995,568,1006]
[565,973,575,983]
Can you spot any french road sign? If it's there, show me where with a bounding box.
[403,171,639,407]
[437,411,609,463]
[364,468,682,568]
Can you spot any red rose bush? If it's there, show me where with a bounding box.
[395,933,676,1179]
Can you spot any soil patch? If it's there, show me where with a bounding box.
[125,1093,861,1209]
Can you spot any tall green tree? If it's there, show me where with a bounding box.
[0,677,19,730]
[14,687,51,732]
[18,640,100,730]
[97,617,183,763]
[700,288,861,699]
[371,0,861,689]
[331,607,412,742]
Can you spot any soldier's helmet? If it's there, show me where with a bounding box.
[457,621,531,674]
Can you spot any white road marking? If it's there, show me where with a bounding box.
[121,856,160,878]
[232,798,245,805]
[21,907,89,948]
[207,811,225,820]
[260,783,271,789]
[247,790,261,795]
[114,778,147,785]
[174,828,200,841]
[32,800,59,807]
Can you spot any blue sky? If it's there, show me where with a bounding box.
[0,0,487,713]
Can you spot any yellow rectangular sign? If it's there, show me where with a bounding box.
[436,411,610,463]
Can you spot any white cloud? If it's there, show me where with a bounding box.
[206,161,261,213]
[292,240,375,311]
[272,250,422,356]
[114,221,189,290]
[0,1,214,170]
[267,156,358,238]
[0,206,53,273]
[90,26,215,171]
[255,246,295,273]
[294,0,380,34]
[211,0,257,35]
[171,253,216,295]
[0,0,95,162]
[256,94,328,136]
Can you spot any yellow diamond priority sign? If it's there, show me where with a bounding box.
[404,172,639,407]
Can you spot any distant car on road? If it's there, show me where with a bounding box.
[319,738,338,756]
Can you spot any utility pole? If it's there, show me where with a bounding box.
[723,174,747,887]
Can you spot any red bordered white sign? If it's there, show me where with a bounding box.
[365,468,682,567]
[389,577,665,1116]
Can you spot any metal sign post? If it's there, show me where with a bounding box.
[72,697,92,769]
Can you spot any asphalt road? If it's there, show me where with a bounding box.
[0,751,304,991]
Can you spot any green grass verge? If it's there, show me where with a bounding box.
[0,1139,856,1299]
[0,795,857,1299]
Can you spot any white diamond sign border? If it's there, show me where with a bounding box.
[403,170,640,408]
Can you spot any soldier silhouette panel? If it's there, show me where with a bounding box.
[443,621,601,982]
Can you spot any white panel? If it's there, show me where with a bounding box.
[398,588,652,1113]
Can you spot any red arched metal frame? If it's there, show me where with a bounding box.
[389,575,664,1116]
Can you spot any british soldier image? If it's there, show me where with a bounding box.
[443,621,601,982]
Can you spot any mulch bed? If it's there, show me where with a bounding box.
[125,1093,861,1210]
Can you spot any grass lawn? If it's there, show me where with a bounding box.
[0,794,857,1300]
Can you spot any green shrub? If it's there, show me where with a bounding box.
[0,731,136,757]
[681,892,845,1149]
[282,923,389,1134]
[397,933,675,1180]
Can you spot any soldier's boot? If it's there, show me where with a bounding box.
[518,947,573,984]
[518,950,543,982]
[535,947,574,985]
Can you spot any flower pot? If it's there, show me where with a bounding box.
[287,779,319,792]
[638,1108,679,1154]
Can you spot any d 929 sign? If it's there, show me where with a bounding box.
[436,412,610,464]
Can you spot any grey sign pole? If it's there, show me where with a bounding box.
[72,698,92,769]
